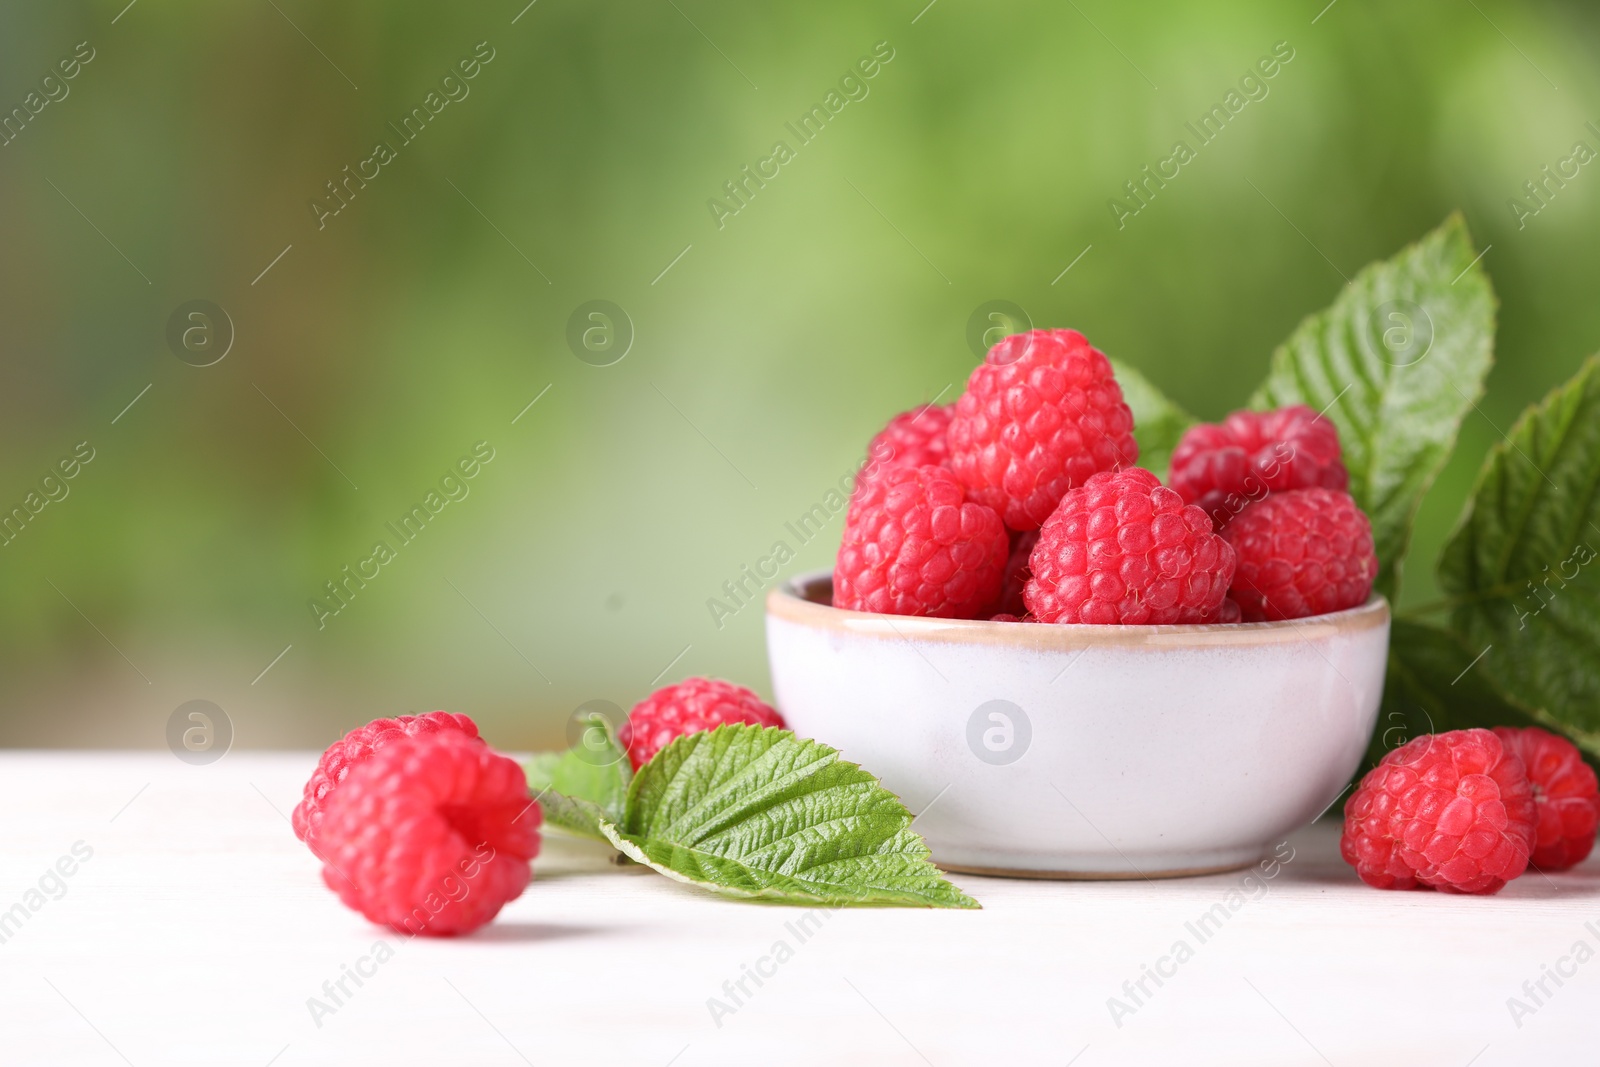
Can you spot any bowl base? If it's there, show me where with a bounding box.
[940,857,1260,881]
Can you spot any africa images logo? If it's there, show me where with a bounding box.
[308,42,497,230]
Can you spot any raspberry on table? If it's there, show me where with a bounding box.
[1341,728,1536,894]
[1493,726,1600,871]
[293,711,480,857]
[1223,488,1378,621]
[1023,467,1234,625]
[618,677,786,771]
[315,731,540,936]
[834,464,1010,620]
[947,329,1138,531]
[1169,405,1349,529]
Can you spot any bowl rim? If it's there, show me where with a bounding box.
[766,569,1390,649]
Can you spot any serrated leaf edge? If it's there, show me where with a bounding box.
[616,724,981,909]
[599,820,980,909]
[1439,352,1600,597]
[1249,213,1497,593]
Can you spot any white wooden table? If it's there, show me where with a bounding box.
[1,753,1593,1065]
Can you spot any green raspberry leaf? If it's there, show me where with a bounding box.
[602,724,978,908]
[1109,357,1196,479]
[523,711,631,831]
[1248,215,1496,597]
[1436,353,1600,759]
[1368,619,1542,771]
[534,789,615,842]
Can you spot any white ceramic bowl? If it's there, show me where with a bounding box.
[766,571,1389,878]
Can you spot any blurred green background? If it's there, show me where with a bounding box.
[1,0,1596,749]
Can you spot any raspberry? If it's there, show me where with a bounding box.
[851,404,956,510]
[1169,405,1349,529]
[316,731,540,936]
[293,711,479,857]
[618,677,786,771]
[1493,726,1600,871]
[1023,467,1234,625]
[993,529,1040,617]
[989,613,1030,623]
[834,464,1010,619]
[866,403,953,473]
[1223,488,1378,621]
[947,329,1138,530]
[1341,729,1536,894]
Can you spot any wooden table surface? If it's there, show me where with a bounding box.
[1,752,1593,1065]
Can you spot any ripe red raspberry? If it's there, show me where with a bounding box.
[1223,488,1378,621]
[988,613,1030,623]
[866,403,952,473]
[947,329,1138,531]
[293,711,479,857]
[1341,729,1536,894]
[316,731,540,936]
[834,464,1009,619]
[618,677,786,771]
[1169,405,1349,529]
[1023,467,1234,625]
[851,404,955,509]
[1493,726,1600,871]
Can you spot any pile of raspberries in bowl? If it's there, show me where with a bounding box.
[833,328,1376,626]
